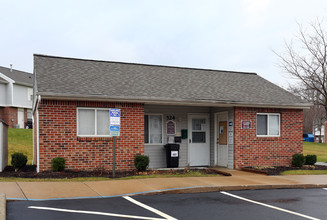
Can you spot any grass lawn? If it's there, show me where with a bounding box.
[282,170,327,175]
[303,141,327,162]
[8,128,33,165]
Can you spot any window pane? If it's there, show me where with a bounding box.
[192,119,206,130]
[192,132,206,143]
[97,110,110,135]
[257,115,267,135]
[269,115,279,135]
[150,115,162,143]
[144,115,149,143]
[78,109,95,135]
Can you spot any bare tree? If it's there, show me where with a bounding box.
[287,83,326,140]
[276,19,327,141]
[276,19,327,111]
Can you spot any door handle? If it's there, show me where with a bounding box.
[189,139,192,143]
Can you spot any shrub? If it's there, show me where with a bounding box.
[11,152,27,170]
[134,155,149,172]
[52,157,66,172]
[305,155,317,165]
[292,153,305,167]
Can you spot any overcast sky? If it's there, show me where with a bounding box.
[1,0,327,87]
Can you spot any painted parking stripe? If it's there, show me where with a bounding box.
[124,196,177,220]
[323,188,327,191]
[221,191,320,220]
[28,206,166,220]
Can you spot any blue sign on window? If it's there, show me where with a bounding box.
[110,126,120,132]
[110,109,120,117]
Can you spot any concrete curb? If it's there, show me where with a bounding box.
[138,184,327,196]
[0,193,6,220]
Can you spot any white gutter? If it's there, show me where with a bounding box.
[38,94,312,110]
[32,95,41,172]
[37,95,41,173]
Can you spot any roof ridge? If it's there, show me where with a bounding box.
[0,66,32,75]
[34,53,257,75]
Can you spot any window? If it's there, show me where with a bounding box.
[77,108,110,136]
[144,114,162,144]
[257,113,280,136]
[27,88,33,101]
[192,118,206,143]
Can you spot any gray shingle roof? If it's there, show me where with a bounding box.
[0,66,33,86]
[34,54,310,108]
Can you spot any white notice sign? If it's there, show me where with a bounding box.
[110,117,120,125]
[171,151,178,157]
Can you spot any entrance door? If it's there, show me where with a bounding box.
[17,108,24,128]
[188,114,210,166]
[216,112,228,167]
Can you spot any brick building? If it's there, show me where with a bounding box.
[33,54,310,172]
[0,66,33,128]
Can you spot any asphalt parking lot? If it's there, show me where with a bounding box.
[7,188,327,220]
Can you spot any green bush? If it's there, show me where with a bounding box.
[51,157,66,172]
[305,155,317,165]
[292,153,305,167]
[134,155,149,172]
[11,152,27,170]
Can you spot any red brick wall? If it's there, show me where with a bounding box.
[234,107,303,168]
[0,107,18,128]
[37,99,144,171]
[33,110,37,166]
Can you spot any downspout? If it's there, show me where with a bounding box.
[32,95,41,172]
[36,95,41,173]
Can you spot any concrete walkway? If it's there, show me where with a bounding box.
[1,170,327,201]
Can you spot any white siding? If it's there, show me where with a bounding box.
[12,84,32,108]
[0,84,6,105]
[145,105,210,169]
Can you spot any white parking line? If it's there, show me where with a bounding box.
[28,206,166,220]
[124,196,177,220]
[323,188,327,191]
[221,191,320,220]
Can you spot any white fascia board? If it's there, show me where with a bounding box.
[0,72,15,84]
[1,104,32,108]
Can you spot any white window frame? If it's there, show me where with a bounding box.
[77,107,111,137]
[256,113,280,137]
[144,114,163,145]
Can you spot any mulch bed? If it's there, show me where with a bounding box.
[0,166,223,179]
[241,165,327,175]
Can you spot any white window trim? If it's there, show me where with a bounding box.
[256,113,280,137]
[77,107,111,137]
[145,114,164,145]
